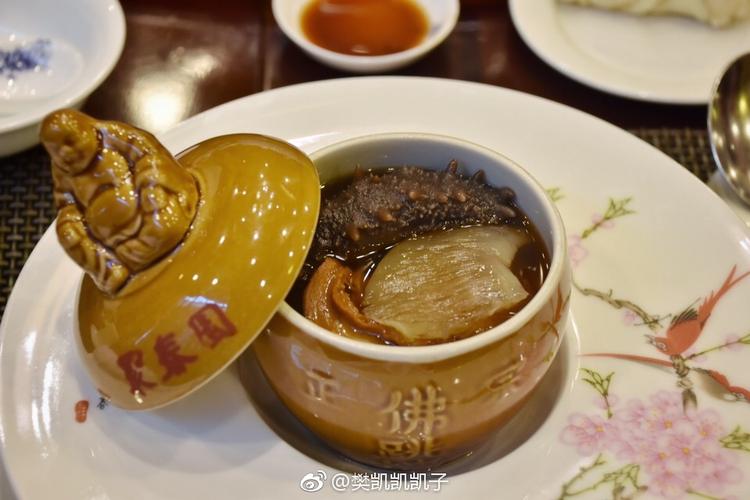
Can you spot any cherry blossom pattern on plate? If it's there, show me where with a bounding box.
[550,193,635,269]
[560,368,745,499]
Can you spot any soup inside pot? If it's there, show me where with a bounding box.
[287,162,550,346]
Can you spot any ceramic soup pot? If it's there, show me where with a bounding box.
[247,133,571,470]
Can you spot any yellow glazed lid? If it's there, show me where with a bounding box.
[42,112,320,410]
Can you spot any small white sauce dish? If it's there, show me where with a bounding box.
[272,0,460,73]
[0,0,125,157]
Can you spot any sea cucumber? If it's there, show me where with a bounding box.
[308,162,519,264]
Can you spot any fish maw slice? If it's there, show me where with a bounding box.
[362,226,530,344]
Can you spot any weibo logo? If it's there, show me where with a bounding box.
[299,470,327,492]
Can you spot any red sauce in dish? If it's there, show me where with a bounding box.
[301,0,429,56]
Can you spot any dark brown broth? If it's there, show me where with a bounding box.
[287,166,550,344]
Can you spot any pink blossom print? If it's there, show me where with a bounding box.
[591,213,615,229]
[580,197,634,240]
[622,309,638,326]
[559,371,745,499]
[568,234,588,268]
[561,413,613,456]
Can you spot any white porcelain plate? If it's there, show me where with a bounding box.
[2,77,750,500]
[509,0,750,104]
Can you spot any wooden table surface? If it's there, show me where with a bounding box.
[83,0,707,134]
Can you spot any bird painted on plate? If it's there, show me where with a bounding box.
[647,265,750,356]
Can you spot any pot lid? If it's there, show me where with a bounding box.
[42,111,320,410]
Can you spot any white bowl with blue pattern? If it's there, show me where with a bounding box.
[0,0,125,157]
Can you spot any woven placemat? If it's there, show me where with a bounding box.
[0,129,717,319]
[0,147,55,319]
[630,128,715,182]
